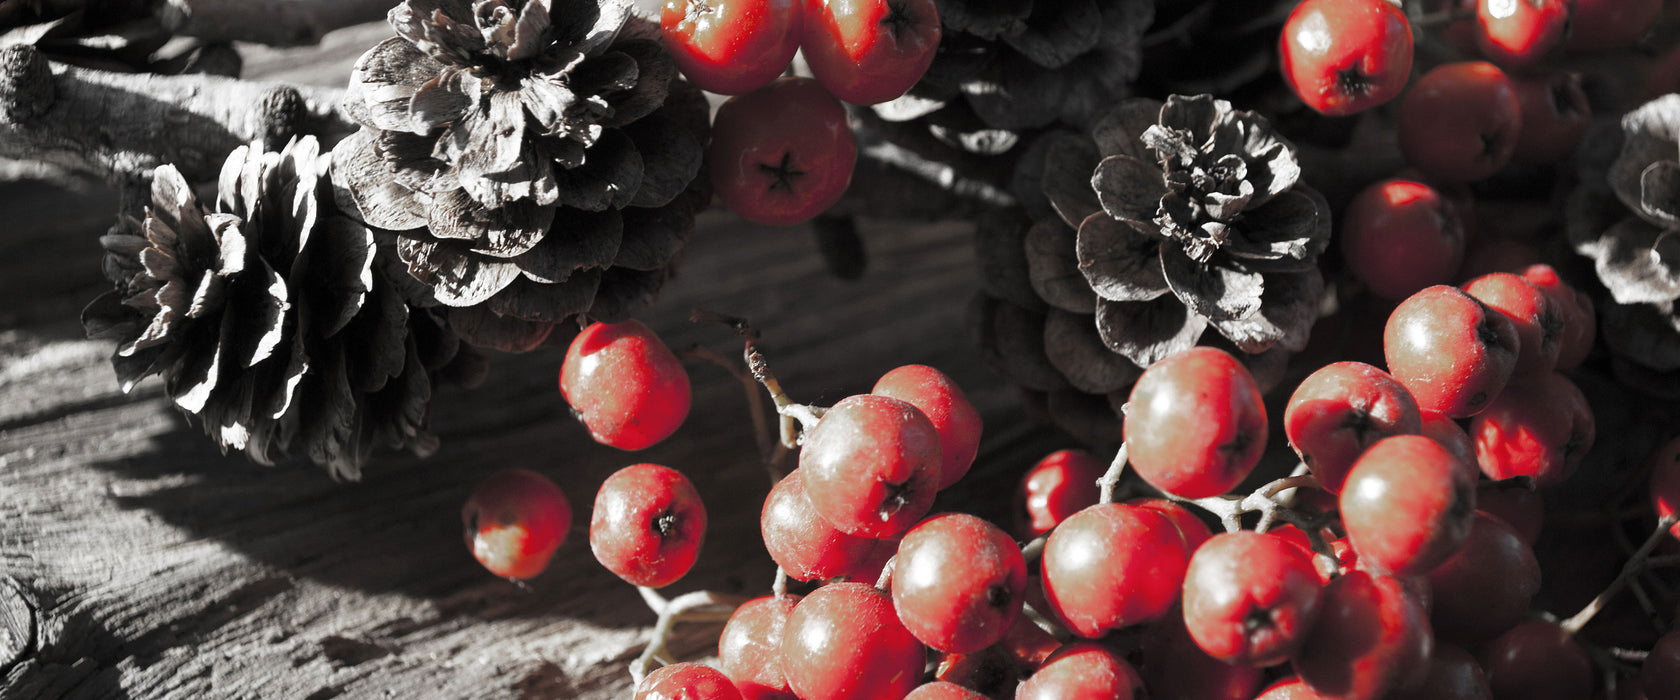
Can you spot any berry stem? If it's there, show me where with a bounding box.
[1560,513,1680,635]
[629,587,749,685]
[680,343,786,483]
[1097,444,1129,505]
[875,554,897,590]
[691,309,826,440]
[772,567,788,599]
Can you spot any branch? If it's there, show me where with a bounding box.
[628,588,747,686]
[0,44,352,184]
[1561,514,1680,634]
[156,0,400,47]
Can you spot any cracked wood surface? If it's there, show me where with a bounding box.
[0,25,1066,697]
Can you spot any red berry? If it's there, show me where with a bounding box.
[1340,178,1467,302]
[799,394,941,538]
[560,320,691,451]
[1015,642,1145,700]
[1567,0,1662,51]
[462,469,572,580]
[931,646,1017,697]
[780,581,925,700]
[872,364,983,490]
[1123,347,1269,499]
[1130,497,1216,552]
[1643,629,1680,700]
[1463,272,1565,376]
[800,0,941,106]
[890,513,1026,654]
[1256,676,1329,699]
[1479,620,1594,700]
[1420,409,1479,471]
[1389,644,1494,700]
[1511,72,1591,165]
[719,595,801,700]
[1014,449,1104,539]
[1181,531,1324,667]
[1471,371,1595,487]
[1475,484,1544,545]
[902,681,988,700]
[1041,503,1192,637]
[709,76,857,226]
[636,662,745,700]
[1520,264,1594,370]
[1383,285,1521,418]
[1475,0,1569,68]
[589,463,707,589]
[760,469,896,582]
[1140,605,1265,700]
[1398,62,1522,184]
[1425,512,1540,645]
[661,0,803,95]
[1293,570,1434,700]
[1278,0,1414,116]
[1647,435,1680,541]
[1341,435,1477,576]
[1285,360,1424,493]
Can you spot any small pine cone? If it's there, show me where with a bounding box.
[331,0,710,352]
[81,137,480,479]
[0,0,238,75]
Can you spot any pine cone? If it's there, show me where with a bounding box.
[331,0,710,352]
[970,94,1328,443]
[81,137,482,479]
[1566,94,1680,397]
[0,0,236,75]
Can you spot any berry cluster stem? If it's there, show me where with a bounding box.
[630,587,748,685]
[1560,513,1680,635]
[1097,444,1129,505]
[692,309,826,443]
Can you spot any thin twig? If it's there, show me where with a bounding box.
[1097,444,1128,505]
[1561,514,1680,634]
[691,309,825,438]
[628,588,749,686]
[874,555,897,591]
[772,567,788,599]
[680,344,785,484]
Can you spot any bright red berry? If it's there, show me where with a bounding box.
[1420,409,1479,472]
[1041,503,1192,637]
[661,0,803,95]
[719,595,801,700]
[1397,62,1522,184]
[760,469,897,582]
[1285,361,1424,493]
[589,463,707,588]
[1511,72,1591,165]
[1520,264,1594,370]
[798,394,941,538]
[902,681,988,700]
[800,0,941,106]
[1015,642,1145,700]
[1479,620,1594,700]
[1292,570,1434,700]
[462,469,572,581]
[780,581,925,700]
[1181,531,1324,667]
[1463,272,1564,376]
[1255,676,1328,699]
[1278,0,1414,116]
[709,76,857,226]
[1425,512,1540,645]
[890,513,1026,654]
[1475,0,1569,68]
[1383,285,1521,418]
[1341,434,1477,576]
[1123,347,1268,499]
[1130,497,1216,553]
[636,662,745,700]
[872,364,983,490]
[1470,371,1595,487]
[1341,178,1467,302]
[1014,449,1104,539]
[560,320,691,451]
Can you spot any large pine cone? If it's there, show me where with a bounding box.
[331,0,710,352]
[82,137,482,479]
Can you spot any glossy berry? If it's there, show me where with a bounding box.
[1383,285,1520,418]
[799,393,941,538]
[1398,62,1522,183]
[1292,570,1433,700]
[1420,409,1478,472]
[1123,347,1268,499]
[560,320,691,451]
[1181,531,1323,667]
[760,469,896,582]
[1341,435,1477,576]
[1141,605,1265,700]
[1285,361,1424,493]
[1014,449,1105,539]
[709,77,857,226]
[780,581,925,700]
[1646,434,1680,540]
[1479,620,1594,700]
[1511,73,1591,165]
[891,513,1026,654]
[931,646,1017,698]
[872,364,983,490]
[635,662,745,700]
[1340,178,1467,301]
[1278,0,1414,116]
[1643,628,1680,700]
[1463,272,1564,376]
[1520,265,1594,370]
[800,0,941,106]
[1426,512,1540,644]
[1389,644,1494,700]
[902,682,988,700]
[1255,677,1328,699]
[462,469,572,581]
[1041,503,1192,637]
[1476,0,1569,68]
[1567,0,1662,51]
[589,464,707,589]
[661,0,803,95]
[1471,371,1595,487]
[1016,642,1145,700]
[1131,497,1216,553]
[719,595,801,700]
